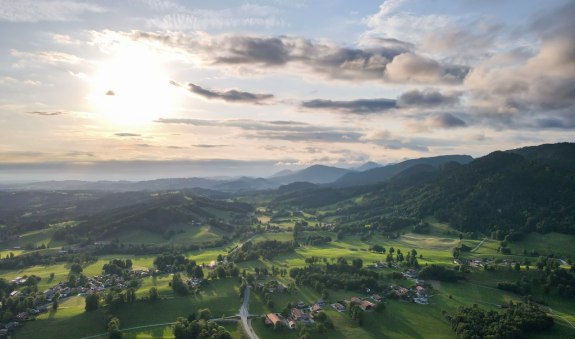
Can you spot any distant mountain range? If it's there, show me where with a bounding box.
[3,143,574,196]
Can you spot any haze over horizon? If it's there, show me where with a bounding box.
[1,0,574,181]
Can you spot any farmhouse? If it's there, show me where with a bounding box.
[351,297,375,311]
[332,303,345,312]
[291,308,312,322]
[265,313,282,326]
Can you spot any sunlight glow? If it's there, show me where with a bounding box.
[88,42,179,126]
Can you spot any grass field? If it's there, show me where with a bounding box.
[15,278,242,339]
[4,225,575,339]
[509,232,575,258]
[113,225,226,246]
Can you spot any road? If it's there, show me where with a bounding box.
[229,234,257,256]
[240,285,259,339]
[471,237,488,252]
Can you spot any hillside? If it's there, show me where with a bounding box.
[56,192,255,240]
[272,144,575,236]
[270,164,354,185]
[332,155,473,187]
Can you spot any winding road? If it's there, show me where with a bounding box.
[240,285,259,339]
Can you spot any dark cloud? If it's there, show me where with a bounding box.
[301,98,397,114]
[431,113,468,128]
[114,133,141,137]
[155,118,362,143]
[130,31,467,84]
[380,141,429,152]
[105,90,115,96]
[187,83,274,104]
[385,53,469,84]
[167,145,186,149]
[192,144,228,148]
[26,111,64,116]
[247,131,363,143]
[398,89,460,108]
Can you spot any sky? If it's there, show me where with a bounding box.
[1,0,574,181]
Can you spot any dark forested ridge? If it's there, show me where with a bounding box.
[271,143,575,235]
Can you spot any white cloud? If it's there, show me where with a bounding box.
[0,0,105,22]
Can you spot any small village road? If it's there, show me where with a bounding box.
[471,237,488,252]
[240,285,259,339]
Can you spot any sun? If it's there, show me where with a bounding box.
[88,42,179,126]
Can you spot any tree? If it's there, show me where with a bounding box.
[52,299,59,310]
[515,262,521,271]
[149,287,159,301]
[192,266,204,279]
[70,263,83,274]
[85,293,100,311]
[172,274,189,295]
[107,316,122,339]
[198,308,211,320]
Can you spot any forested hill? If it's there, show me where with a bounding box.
[271,143,575,235]
[67,192,255,240]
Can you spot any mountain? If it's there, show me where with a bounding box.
[52,192,255,241]
[212,177,275,192]
[332,155,473,187]
[3,178,225,192]
[270,165,354,185]
[507,142,575,171]
[270,169,295,178]
[272,143,575,235]
[352,161,381,172]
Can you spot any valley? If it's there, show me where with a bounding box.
[0,143,574,338]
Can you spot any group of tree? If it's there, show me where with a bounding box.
[153,252,194,273]
[290,258,382,293]
[418,265,462,282]
[228,240,296,262]
[445,303,553,338]
[173,312,232,339]
[102,259,133,276]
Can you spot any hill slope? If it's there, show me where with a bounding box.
[332,155,473,187]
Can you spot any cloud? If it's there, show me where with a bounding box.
[26,111,64,116]
[301,98,397,114]
[192,144,228,148]
[0,0,105,22]
[114,133,141,137]
[430,113,468,128]
[105,90,115,96]
[155,118,362,143]
[186,83,274,104]
[463,0,575,129]
[126,30,465,84]
[385,53,469,84]
[10,49,82,64]
[398,89,460,108]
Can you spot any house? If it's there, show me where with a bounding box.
[311,303,322,313]
[395,287,409,297]
[291,308,312,322]
[265,313,281,326]
[371,294,383,302]
[288,320,297,329]
[208,261,217,269]
[291,308,305,321]
[415,286,427,296]
[10,290,21,297]
[359,300,375,311]
[297,301,306,308]
[350,297,362,304]
[332,303,345,312]
[276,283,287,293]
